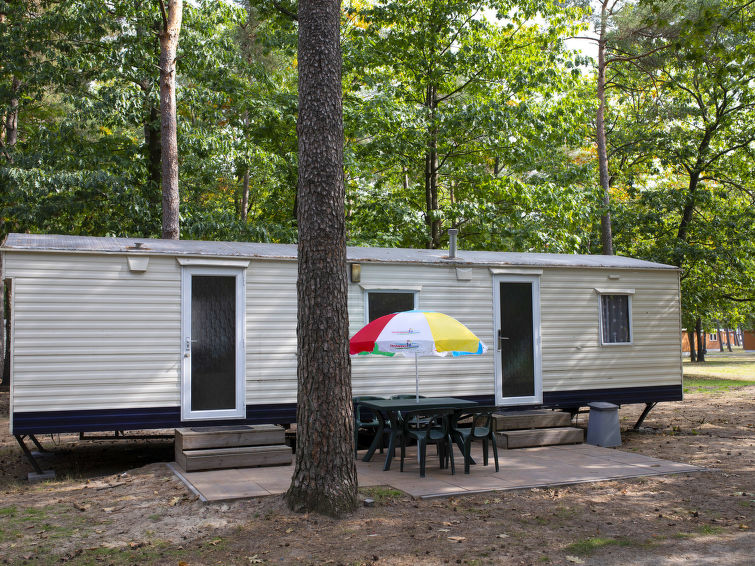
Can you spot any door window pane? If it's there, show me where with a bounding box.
[500,282,535,397]
[191,275,236,411]
[600,294,631,344]
[367,291,415,322]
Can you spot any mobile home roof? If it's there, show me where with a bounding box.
[1,233,677,270]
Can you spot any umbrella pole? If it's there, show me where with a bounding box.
[415,354,419,402]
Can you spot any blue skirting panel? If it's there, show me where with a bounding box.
[12,385,681,435]
[543,384,682,408]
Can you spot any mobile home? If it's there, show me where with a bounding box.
[2,233,683,437]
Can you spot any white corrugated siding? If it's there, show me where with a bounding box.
[6,251,681,414]
[349,263,497,399]
[7,253,181,412]
[245,261,298,404]
[538,268,681,391]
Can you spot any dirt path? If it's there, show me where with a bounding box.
[0,386,752,565]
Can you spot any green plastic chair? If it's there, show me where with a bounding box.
[450,406,499,474]
[399,408,456,478]
[353,396,385,457]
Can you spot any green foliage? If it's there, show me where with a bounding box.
[1,0,299,242]
[342,0,596,251]
[0,0,752,331]
[605,0,755,329]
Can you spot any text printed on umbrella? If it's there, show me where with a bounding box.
[389,340,420,350]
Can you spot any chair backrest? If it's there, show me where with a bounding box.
[453,406,497,432]
[390,394,426,399]
[353,396,384,424]
[402,408,455,435]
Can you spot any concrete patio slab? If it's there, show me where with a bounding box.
[170,443,704,502]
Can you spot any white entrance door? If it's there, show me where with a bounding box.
[181,266,246,420]
[493,275,543,406]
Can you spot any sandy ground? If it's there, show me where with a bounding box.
[0,384,752,565]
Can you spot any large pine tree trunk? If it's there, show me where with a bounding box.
[596,2,613,255]
[424,84,440,249]
[158,0,182,240]
[285,0,358,518]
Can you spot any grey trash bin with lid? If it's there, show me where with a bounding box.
[586,402,621,447]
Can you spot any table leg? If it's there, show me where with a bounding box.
[382,411,400,471]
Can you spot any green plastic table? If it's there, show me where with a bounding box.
[358,397,479,471]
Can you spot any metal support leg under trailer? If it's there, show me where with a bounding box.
[15,434,55,482]
[633,402,657,430]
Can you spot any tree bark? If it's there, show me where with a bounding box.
[717,327,724,352]
[687,330,697,362]
[241,166,250,223]
[158,0,182,240]
[285,0,358,518]
[596,2,613,255]
[2,77,20,162]
[695,317,705,362]
[725,329,732,352]
[424,84,440,249]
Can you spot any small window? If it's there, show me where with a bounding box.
[708,333,717,342]
[366,290,416,322]
[600,294,632,345]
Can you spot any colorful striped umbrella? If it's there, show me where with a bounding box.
[350,310,487,400]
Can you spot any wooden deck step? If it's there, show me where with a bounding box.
[492,410,572,431]
[175,425,284,452]
[176,445,292,472]
[497,427,584,449]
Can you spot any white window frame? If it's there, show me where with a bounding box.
[595,288,634,346]
[362,288,419,324]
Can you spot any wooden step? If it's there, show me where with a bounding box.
[496,427,584,449]
[175,425,284,452]
[492,410,572,431]
[176,444,292,472]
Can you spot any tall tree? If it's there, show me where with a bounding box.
[344,0,586,249]
[285,0,358,516]
[158,0,183,239]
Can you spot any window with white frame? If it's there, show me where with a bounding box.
[599,293,632,345]
[366,290,417,322]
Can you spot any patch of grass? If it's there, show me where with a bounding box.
[552,505,578,519]
[359,486,404,504]
[72,542,180,566]
[683,352,755,381]
[683,377,755,394]
[697,524,725,535]
[0,504,91,544]
[21,507,48,521]
[564,537,634,556]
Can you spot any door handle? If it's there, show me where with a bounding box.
[184,337,198,357]
[497,330,510,350]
